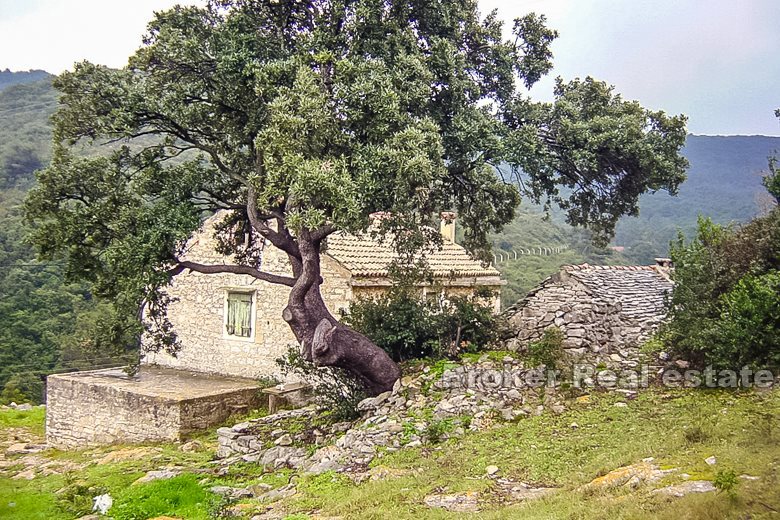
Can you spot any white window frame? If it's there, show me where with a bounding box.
[223,288,257,342]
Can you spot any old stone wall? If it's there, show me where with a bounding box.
[351,282,503,312]
[144,215,354,380]
[503,276,654,369]
[47,373,181,448]
[46,368,262,448]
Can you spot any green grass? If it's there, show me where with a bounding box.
[1,388,778,519]
[111,474,218,520]
[0,407,46,435]
[279,388,780,519]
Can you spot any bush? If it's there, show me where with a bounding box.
[342,286,499,361]
[713,271,780,368]
[277,346,366,422]
[713,469,739,496]
[662,204,780,370]
[527,327,564,368]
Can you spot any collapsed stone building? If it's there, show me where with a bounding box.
[503,261,674,368]
[46,212,504,447]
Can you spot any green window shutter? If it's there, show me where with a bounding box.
[227,292,253,337]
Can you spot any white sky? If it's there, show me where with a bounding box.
[1,0,778,135]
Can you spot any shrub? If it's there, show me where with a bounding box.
[424,418,454,444]
[713,469,739,496]
[341,288,439,360]
[527,327,564,368]
[342,286,499,361]
[662,205,780,370]
[277,346,366,423]
[713,271,780,369]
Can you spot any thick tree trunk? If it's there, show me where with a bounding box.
[280,231,401,396]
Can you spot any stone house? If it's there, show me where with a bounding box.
[143,212,504,380]
[502,261,674,368]
[46,212,503,448]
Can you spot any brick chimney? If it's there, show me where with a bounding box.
[440,212,456,242]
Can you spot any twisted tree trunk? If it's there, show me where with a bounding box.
[279,230,401,396]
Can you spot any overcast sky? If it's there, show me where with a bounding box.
[1,0,778,135]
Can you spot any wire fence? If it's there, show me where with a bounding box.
[492,245,569,264]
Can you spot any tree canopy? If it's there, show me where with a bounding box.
[26,0,688,390]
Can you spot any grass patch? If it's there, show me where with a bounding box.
[111,474,217,520]
[281,388,780,519]
[0,407,46,436]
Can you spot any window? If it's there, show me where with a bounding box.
[226,291,253,338]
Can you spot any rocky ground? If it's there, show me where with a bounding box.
[1,359,778,519]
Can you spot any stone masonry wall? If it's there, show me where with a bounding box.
[144,215,354,380]
[46,369,263,448]
[503,277,649,369]
[351,283,503,312]
[46,374,181,448]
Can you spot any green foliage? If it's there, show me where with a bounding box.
[713,271,780,368]
[277,347,365,422]
[55,478,108,518]
[506,76,688,245]
[713,469,739,496]
[341,288,440,361]
[662,205,780,370]
[424,417,455,444]
[764,156,780,204]
[527,327,565,368]
[0,76,136,403]
[24,1,686,355]
[342,287,499,361]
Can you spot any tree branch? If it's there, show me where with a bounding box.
[172,260,296,287]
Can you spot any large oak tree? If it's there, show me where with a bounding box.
[27,0,687,395]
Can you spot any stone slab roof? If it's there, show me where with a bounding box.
[506,263,673,321]
[562,264,674,320]
[325,232,500,278]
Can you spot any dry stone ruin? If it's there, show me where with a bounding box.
[502,261,674,369]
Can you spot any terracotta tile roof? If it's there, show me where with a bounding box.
[563,264,674,320]
[325,232,501,278]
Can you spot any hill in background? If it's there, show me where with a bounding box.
[0,69,50,92]
[490,134,780,304]
[613,134,780,264]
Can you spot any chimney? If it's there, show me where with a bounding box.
[653,257,673,279]
[440,212,456,242]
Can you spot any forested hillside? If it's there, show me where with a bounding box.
[0,73,131,404]
[613,135,780,264]
[489,207,629,306]
[0,69,50,92]
[492,134,780,303]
